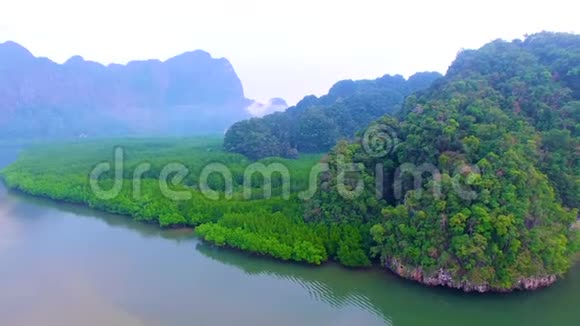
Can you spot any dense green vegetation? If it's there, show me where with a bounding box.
[0,137,369,266]
[2,32,578,292]
[224,72,441,159]
[308,32,579,290]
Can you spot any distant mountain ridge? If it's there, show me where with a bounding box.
[0,41,253,137]
[224,72,442,159]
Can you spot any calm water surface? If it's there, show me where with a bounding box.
[0,147,579,326]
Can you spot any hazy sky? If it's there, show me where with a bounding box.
[1,0,578,105]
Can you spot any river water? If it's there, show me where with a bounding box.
[0,147,578,325]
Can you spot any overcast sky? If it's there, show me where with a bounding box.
[1,0,578,105]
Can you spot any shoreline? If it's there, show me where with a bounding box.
[1,179,576,294]
[385,258,558,293]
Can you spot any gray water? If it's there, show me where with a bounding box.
[0,147,579,326]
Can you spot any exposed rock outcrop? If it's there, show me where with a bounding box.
[386,258,557,293]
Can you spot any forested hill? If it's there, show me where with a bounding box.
[308,32,579,291]
[223,72,442,159]
[0,41,251,138]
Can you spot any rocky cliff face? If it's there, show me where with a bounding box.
[386,258,557,293]
[0,41,251,138]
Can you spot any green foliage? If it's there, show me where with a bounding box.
[311,32,580,289]
[0,137,373,267]
[2,33,578,288]
[224,73,442,159]
[195,213,327,264]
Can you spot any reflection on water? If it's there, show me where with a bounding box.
[0,147,21,254]
[196,242,389,323]
[1,148,580,326]
[0,188,19,254]
[195,236,580,326]
[0,183,386,325]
